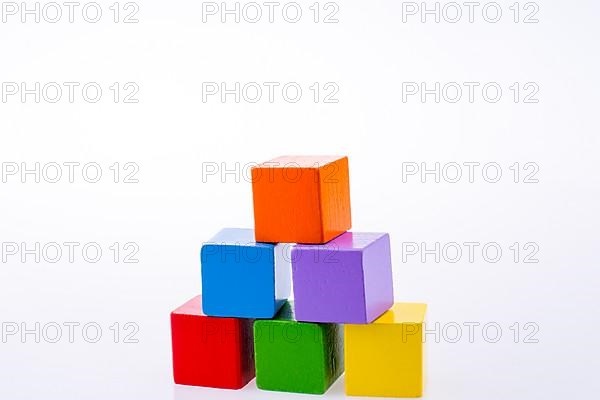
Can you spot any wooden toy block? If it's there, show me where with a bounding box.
[170,295,255,389]
[251,155,351,244]
[201,228,291,318]
[291,232,394,324]
[253,302,344,394]
[345,303,427,398]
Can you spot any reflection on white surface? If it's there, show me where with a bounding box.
[172,375,345,400]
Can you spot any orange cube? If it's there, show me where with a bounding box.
[251,156,351,244]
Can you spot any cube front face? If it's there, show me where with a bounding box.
[345,303,426,398]
[292,247,367,323]
[251,155,351,244]
[200,229,291,318]
[170,296,255,389]
[254,320,327,394]
[291,232,394,324]
[253,303,344,394]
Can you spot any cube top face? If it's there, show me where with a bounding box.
[291,232,394,324]
[170,296,255,389]
[251,155,351,244]
[344,303,427,398]
[295,231,388,252]
[201,229,290,318]
[374,302,427,325]
[171,295,205,317]
[270,300,296,322]
[254,308,344,395]
[256,155,346,168]
[205,227,273,249]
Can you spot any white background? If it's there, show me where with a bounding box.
[1,0,599,398]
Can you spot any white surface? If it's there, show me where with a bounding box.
[1,0,599,398]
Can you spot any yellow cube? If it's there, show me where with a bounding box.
[345,303,427,398]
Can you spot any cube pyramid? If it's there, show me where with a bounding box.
[170,155,427,397]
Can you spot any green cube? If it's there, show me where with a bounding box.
[253,302,344,394]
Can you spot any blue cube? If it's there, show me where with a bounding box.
[200,228,291,318]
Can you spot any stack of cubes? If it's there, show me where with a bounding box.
[170,156,428,397]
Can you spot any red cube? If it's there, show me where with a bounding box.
[170,295,255,389]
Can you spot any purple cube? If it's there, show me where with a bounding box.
[291,232,394,324]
